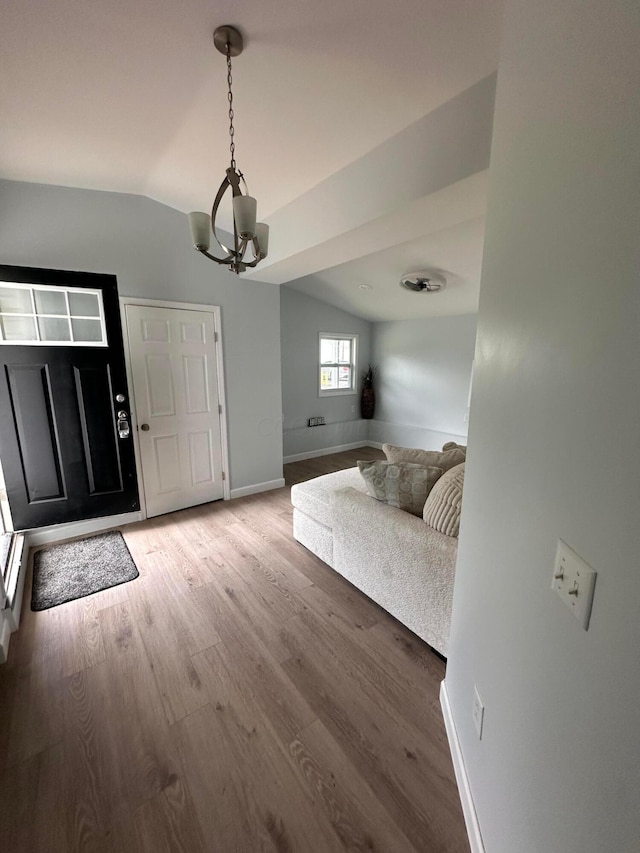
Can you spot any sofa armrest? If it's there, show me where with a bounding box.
[331,487,457,655]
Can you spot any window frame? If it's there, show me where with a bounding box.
[0,281,108,347]
[318,332,358,398]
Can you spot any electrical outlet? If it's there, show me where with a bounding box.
[472,686,484,739]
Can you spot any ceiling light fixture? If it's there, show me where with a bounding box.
[188,26,269,275]
[399,271,447,293]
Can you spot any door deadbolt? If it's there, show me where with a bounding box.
[115,393,126,403]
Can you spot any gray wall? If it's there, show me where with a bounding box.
[446,1,640,851]
[0,179,283,493]
[369,315,476,450]
[280,287,371,460]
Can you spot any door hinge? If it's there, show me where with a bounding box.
[222,471,226,481]
[218,404,222,415]
[214,331,219,342]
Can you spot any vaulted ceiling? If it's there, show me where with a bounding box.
[1,0,504,320]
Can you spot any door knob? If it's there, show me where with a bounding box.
[140,423,150,431]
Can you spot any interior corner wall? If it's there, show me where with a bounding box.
[0,180,283,494]
[445,1,640,851]
[280,287,371,460]
[368,314,476,450]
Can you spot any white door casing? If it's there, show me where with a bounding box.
[125,303,225,518]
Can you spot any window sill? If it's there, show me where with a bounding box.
[318,389,358,398]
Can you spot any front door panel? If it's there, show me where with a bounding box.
[0,265,139,529]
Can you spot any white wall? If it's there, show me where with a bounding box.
[446,2,640,851]
[369,315,476,450]
[280,287,371,460]
[0,180,283,493]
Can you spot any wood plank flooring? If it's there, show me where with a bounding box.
[0,447,469,852]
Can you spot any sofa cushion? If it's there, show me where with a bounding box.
[290,467,365,528]
[357,460,443,517]
[382,443,466,472]
[423,462,465,536]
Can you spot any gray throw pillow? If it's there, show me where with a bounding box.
[382,443,466,472]
[357,460,443,517]
[442,441,467,454]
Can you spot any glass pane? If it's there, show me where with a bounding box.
[35,288,67,316]
[336,339,351,363]
[38,316,71,342]
[69,291,100,317]
[320,366,338,390]
[320,338,339,364]
[71,318,103,342]
[338,366,352,388]
[0,286,32,314]
[1,315,37,341]
[33,290,67,317]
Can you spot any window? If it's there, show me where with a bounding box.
[319,333,358,396]
[0,282,107,346]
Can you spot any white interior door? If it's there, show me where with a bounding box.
[125,304,225,518]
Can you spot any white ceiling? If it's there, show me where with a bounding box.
[0,0,504,320]
[289,216,487,323]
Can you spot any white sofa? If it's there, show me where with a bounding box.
[291,452,463,657]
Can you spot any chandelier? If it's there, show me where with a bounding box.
[188,26,269,275]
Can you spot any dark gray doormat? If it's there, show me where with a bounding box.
[31,530,139,611]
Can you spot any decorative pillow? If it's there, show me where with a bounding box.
[423,462,465,536]
[357,460,443,517]
[382,443,466,473]
[442,441,467,454]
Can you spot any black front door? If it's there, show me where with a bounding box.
[0,265,139,529]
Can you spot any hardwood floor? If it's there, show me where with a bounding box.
[0,447,469,852]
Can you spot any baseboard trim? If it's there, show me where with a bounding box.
[366,441,383,449]
[230,478,286,499]
[283,442,375,464]
[25,510,144,548]
[440,680,485,853]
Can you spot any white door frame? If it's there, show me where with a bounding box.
[119,296,231,518]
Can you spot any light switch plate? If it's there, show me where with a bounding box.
[551,539,597,630]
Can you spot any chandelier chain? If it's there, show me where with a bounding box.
[226,45,236,170]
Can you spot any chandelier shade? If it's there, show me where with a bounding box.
[188,25,269,274]
[232,195,257,239]
[188,212,212,252]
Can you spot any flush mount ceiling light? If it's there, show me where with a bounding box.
[399,271,447,293]
[188,26,269,275]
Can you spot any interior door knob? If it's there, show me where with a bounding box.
[140,423,150,431]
